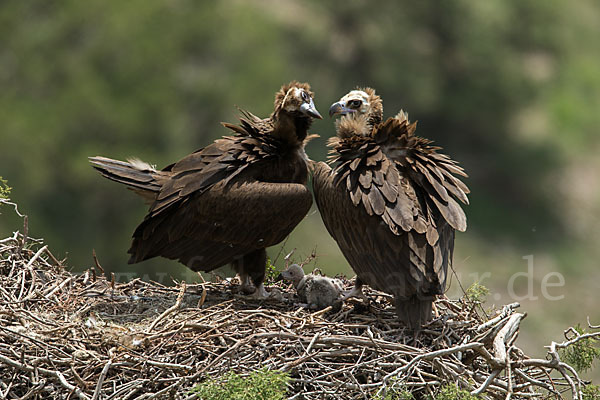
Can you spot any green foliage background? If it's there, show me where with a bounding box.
[1,0,599,374]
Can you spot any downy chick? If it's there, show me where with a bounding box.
[280,264,343,311]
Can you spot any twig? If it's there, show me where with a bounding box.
[25,245,48,270]
[477,303,520,333]
[146,282,186,333]
[91,357,113,400]
[0,354,90,400]
[493,313,525,365]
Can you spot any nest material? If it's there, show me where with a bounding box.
[0,202,598,399]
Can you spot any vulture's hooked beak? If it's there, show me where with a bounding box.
[329,101,355,117]
[300,98,323,119]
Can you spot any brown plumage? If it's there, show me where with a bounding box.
[90,81,322,298]
[313,88,469,329]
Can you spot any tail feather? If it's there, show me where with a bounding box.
[89,156,165,201]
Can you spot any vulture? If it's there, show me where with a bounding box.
[280,264,344,311]
[312,88,469,329]
[90,81,322,298]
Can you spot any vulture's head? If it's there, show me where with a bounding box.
[329,88,383,137]
[274,81,322,120]
[279,263,305,288]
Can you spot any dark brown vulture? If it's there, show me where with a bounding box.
[90,81,322,298]
[312,88,469,329]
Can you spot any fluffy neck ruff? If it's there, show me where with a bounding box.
[271,109,312,147]
[335,113,372,139]
[361,87,383,127]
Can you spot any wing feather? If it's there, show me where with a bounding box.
[379,180,398,203]
[313,161,447,303]
[130,180,313,267]
[358,169,372,189]
[387,190,414,231]
[368,186,386,215]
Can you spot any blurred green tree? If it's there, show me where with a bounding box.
[0,0,599,289]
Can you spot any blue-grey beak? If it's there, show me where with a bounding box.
[329,101,355,117]
[300,98,323,119]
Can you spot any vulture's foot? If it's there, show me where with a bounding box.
[342,285,368,302]
[239,274,256,295]
[394,327,421,345]
[410,328,421,345]
[267,287,284,302]
[247,283,270,300]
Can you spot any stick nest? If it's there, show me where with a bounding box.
[0,203,598,399]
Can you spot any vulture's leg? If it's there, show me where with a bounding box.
[395,296,432,332]
[251,284,269,299]
[238,248,269,299]
[232,257,252,295]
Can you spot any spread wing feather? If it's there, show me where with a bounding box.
[313,162,450,300]
[148,111,282,217]
[325,122,468,237]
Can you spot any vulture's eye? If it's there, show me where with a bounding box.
[301,91,310,102]
[348,100,362,108]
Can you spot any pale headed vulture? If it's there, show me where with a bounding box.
[312,88,468,329]
[90,81,322,298]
